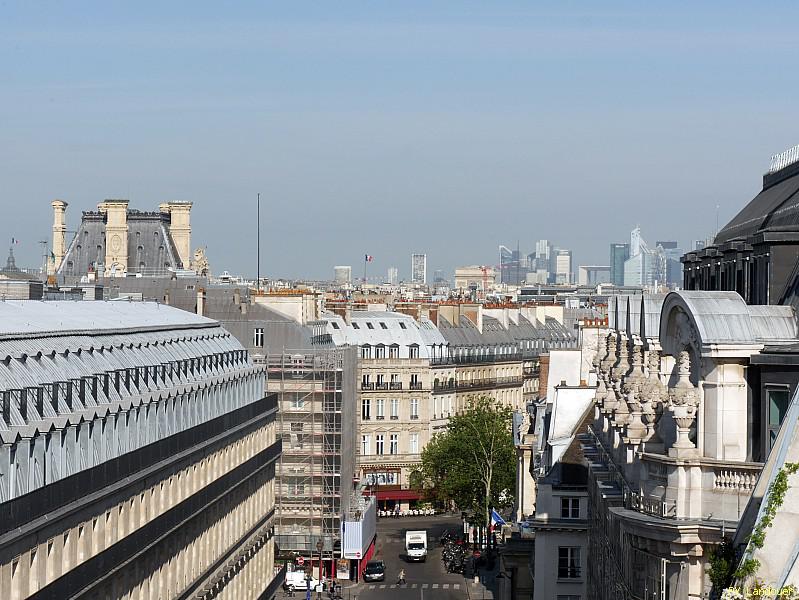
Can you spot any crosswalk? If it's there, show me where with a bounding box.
[366,583,460,590]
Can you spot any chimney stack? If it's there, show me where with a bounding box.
[160,202,192,269]
[50,199,68,275]
[98,199,129,276]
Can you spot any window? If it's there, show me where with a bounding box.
[366,322,375,330]
[362,374,371,388]
[380,322,388,329]
[768,389,790,449]
[389,345,400,358]
[410,432,419,454]
[361,435,371,455]
[376,399,385,419]
[399,322,407,330]
[362,398,371,420]
[390,398,399,419]
[376,434,384,455]
[352,323,360,329]
[390,434,398,454]
[375,345,385,359]
[291,394,304,409]
[410,374,420,389]
[291,422,303,433]
[557,547,581,579]
[331,322,340,330]
[410,398,419,419]
[253,328,264,347]
[409,345,420,359]
[361,345,372,359]
[561,497,579,519]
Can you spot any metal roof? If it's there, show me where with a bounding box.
[0,300,214,337]
[321,311,445,357]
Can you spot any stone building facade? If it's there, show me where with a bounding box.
[51,199,196,279]
[0,301,282,599]
[313,310,449,508]
[586,292,797,599]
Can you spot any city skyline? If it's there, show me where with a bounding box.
[2,3,797,278]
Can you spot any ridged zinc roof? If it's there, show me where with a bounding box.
[322,310,445,357]
[641,294,667,341]
[660,291,797,346]
[748,305,798,342]
[0,300,215,337]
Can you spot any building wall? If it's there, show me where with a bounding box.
[357,357,433,502]
[0,310,282,599]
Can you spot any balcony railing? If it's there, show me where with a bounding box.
[361,382,375,390]
[409,382,423,390]
[375,383,389,390]
[389,382,403,390]
[430,353,524,366]
[433,376,524,392]
[586,426,678,519]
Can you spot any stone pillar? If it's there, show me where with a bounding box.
[700,360,748,461]
[50,199,68,275]
[98,199,129,276]
[160,201,192,269]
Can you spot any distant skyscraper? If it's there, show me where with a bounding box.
[623,227,656,287]
[334,265,352,284]
[610,243,630,286]
[555,249,572,284]
[411,253,427,284]
[433,269,447,284]
[387,267,398,285]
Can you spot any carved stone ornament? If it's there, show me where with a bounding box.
[622,342,646,397]
[668,350,698,408]
[674,309,699,356]
[601,332,617,374]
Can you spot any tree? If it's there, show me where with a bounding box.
[412,396,515,528]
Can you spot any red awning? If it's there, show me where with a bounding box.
[374,490,421,501]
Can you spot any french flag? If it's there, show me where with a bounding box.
[490,509,506,531]
[365,255,374,262]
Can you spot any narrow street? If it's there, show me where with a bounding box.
[357,514,471,600]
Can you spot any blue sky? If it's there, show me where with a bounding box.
[2,2,798,279]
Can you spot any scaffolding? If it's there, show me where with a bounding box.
[265,347,356,562]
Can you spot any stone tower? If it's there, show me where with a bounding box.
[50,199,68,275]
[98,199,129,276]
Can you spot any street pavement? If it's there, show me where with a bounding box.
[275,514,494,600]
[357,514,473,600]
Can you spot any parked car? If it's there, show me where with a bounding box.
[363,560,386,582]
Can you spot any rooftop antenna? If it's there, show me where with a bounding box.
[716,204,720,237]
[257,192,261,293]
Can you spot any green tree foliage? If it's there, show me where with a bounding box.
[412,396,515,527]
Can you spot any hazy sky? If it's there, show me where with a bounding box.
[2,2,798,280]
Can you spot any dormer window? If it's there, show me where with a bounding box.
[366,322,375,330]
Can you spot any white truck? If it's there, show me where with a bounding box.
[405,530,428,562]
[282,568,319,594]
